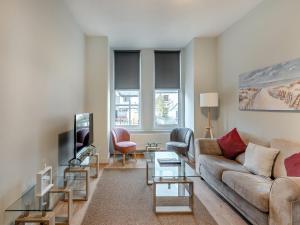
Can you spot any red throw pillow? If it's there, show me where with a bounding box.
[284,153,300,177]
[217,128,247,159]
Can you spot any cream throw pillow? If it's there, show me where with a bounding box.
[244,143,279,177]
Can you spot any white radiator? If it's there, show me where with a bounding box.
[130,133,170,150]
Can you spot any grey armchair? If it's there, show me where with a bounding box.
[166,128,194,159]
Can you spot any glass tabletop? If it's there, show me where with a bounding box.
[144,151,200,178]
[60,155,95,167]
[5,176,65,212]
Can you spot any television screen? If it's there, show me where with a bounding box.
[74,113,93,158]
[58,130,74,166]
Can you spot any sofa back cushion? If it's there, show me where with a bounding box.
[271,139,300,178]
[244,143,279,178]
[235,133,269,165]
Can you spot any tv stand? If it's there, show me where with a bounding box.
[64,149,99,201]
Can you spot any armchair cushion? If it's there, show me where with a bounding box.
[115,141,136,153]
[111,128,136,154]
[168,128,194,156]
[166,141,188,155]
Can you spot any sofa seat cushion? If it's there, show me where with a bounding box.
[199,155,249,180]
[222,171,273,213]
[115,141,136,153]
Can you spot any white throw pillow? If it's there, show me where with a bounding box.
[244,143,279,177]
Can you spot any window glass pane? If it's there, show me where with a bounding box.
[155,90,179,126]
[115,90,140,126]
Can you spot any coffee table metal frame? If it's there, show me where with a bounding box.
[145,151,197,214]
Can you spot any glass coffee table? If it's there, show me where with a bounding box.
[144,151,200,213]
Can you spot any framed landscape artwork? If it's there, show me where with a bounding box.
[239,58,300,111]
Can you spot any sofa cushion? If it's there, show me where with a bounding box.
[284,152,300,177]
[199,155,249,180]
[235,152,245,165]
[222,171,273,213]
[271,139,300,178]
[217,128,247,159]
[244,143,279,178]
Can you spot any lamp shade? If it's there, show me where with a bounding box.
[200,92,218,107]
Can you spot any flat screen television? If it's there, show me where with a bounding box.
[74,113,93,159]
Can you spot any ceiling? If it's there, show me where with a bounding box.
[64,0,264,48]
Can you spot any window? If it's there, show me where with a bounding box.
[155,90,179,126]
[114,51,140,127]
[111,50,182,130]
[154,51,181,127]
[115,90,140,126]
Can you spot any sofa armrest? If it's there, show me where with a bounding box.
[194,138,222,156]
[269,177,300,225]
[194,138,222,173]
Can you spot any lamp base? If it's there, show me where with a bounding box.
[205,127,214,139]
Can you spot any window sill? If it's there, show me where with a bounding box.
[128,130,172,134]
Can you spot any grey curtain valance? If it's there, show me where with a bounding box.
[155,51,180,89]
[114,50,140,89]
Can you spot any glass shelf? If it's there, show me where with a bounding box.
[5,177,65,212]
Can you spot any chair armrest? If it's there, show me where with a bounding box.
[269,177,300,225]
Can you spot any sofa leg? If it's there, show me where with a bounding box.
[122,154,125,165]
[134,152,137,161]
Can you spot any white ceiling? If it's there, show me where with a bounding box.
[64,0,264,48]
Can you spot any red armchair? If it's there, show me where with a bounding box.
[111,127,137,165]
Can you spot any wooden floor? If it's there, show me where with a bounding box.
[55,156,248,225]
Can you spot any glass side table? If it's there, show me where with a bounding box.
[5,176,72,225]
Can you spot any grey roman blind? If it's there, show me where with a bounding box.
[114,50,140,89]
[155,51,180,89]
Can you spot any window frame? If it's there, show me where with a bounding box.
[111,49,184,132]
[113,89,141,129]
[153,89,182,129]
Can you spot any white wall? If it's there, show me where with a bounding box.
[85,36,110,163]
[183,41,195,132]
[182,38,218,139]
[0,0,85,224]
[217,0,300,142]
[140,49,155,130]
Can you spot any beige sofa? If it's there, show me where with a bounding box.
[195,137,300,225]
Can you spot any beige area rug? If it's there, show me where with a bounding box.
[82,169,217,225]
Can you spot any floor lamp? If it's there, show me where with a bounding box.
[200,92,219,139]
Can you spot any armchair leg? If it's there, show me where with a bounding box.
[113,151,116,161]
[134,152,137,161]
[122,154,125,165]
